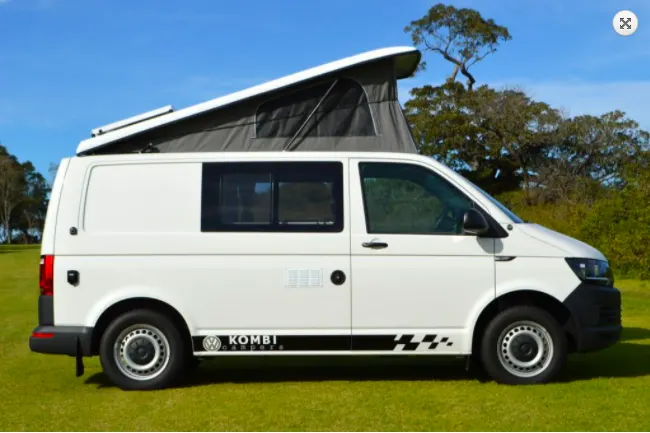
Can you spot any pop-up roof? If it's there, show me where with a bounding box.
[76,46,422,156]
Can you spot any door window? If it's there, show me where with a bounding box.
[359,162,474,235]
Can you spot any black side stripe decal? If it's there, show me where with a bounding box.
[354,334,453,351]
[192,334,454,353]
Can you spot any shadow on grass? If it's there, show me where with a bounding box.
[84,337,650,389]
[85,356,477,389]
[560,339,650,382]
[620,327,650,342]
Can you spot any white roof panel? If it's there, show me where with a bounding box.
[76,46,421,155]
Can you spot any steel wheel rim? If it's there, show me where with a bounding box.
[497,320,554,378]
[113,324,171,381]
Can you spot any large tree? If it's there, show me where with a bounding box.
[405,3,511,90]
[404,82,563,196]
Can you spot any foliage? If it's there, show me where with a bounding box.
[537,111,650,205]
[405,3,511,89]
[577,156,650,279]
[404,82,564,197]
[0,144,50,244]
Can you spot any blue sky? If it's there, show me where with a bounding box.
[1,0,649,178]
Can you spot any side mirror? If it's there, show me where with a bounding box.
[462,208,489,236]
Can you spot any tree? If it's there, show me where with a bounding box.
[48,162,60,185]
[0,144,51,244]
[0,151,24,244]
[403,82,562,197]
[405,3,511,90]
[14,161,50,243]
[530,110,650,204]
[468,86,563,199]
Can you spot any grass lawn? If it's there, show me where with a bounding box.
[1,245,649,431]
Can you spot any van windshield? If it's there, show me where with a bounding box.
[467,181,524,224]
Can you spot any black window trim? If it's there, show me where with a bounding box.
[201,161,345,233]
[252,76,377,139]
[358,161,508,238]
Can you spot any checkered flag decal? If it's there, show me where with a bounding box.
[393,334,453,351]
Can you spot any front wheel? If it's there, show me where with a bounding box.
[480,306,567,385]
[99,309,187,390]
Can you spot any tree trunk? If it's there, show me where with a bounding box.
[449,64,460,82]
[522,169,531,204]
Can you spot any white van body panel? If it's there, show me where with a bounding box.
[495,256,581,301]
[52,153,352,339]
[40,158,71,256]
[517,223,607,261]
[44,151,611,357]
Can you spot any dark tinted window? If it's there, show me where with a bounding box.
[256,78,375,138]
[359,162,474,235]
[202,161,343,232]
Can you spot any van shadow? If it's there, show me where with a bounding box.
[619,326,650,342]
[555,326,650,382]
[559,340,650,382]
[85,356,475,390]
[85,330,650,389]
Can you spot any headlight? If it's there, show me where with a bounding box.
[565,258,614,287]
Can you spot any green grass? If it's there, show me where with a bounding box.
[1,245,650,431]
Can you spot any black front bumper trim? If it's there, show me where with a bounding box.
[563,282,622,353]
[29,326,94,357]
[578,325,622,353]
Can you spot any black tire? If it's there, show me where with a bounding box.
[99,309,188,390]
[479,306,567,385]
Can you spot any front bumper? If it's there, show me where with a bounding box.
[563,282,622,353]
[29,326,94,357]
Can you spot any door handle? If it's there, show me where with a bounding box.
[362,240,388,249]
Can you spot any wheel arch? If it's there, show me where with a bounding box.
[469,290,578,356]
[90,297,193,356]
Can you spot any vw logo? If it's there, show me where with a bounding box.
[202,335,222,352]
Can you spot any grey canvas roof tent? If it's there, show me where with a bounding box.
[76,46,422,156]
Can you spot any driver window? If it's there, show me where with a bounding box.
[359,162,474,235]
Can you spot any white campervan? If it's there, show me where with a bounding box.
[29,47,621,390]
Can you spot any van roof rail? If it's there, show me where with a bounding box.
[91,105,174,137]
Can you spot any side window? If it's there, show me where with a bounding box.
[359,162,474,235]
[202,161,343,232]
[219,172,272,225]
[255,78,375,138]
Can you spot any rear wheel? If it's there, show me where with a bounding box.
[480,306,567,385]
[99,309,187,390]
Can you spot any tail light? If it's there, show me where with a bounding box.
[39,255,54,296]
